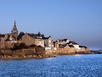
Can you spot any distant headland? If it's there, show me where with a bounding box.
[0,21,101,60]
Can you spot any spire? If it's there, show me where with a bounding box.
[14,20,16,26]
[11,20,18,34]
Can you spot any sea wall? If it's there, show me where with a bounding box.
[45,46,90,55]
[0,48,36,59]
[0,45,46,59]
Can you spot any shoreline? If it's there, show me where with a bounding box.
[0,50,102,60]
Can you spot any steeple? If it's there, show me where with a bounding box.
[11,20,18,34]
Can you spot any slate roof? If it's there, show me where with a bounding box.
[68,41,78,45]
[0,34,5,38]
[79,46,87,48]
[58,39,68,42]
[17,32,46,40]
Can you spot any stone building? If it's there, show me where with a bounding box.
[0,34,5,48]
[0,21,19,49]
[35,39,44,47]
[20,33,35,46]
[0,21,90,53]
[17,32,54,49]
[2,21,19,41]
[0,21,54,49]
[20,33,44,47]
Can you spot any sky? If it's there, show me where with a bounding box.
[0,0,102,49]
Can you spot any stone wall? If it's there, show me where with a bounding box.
[45,46,90,55]
[34,39,44,47]
[0,45,45,59]
[21,34,35,46]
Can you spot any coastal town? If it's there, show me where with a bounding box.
[0,21,99,59]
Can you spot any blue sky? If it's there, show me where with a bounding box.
[0,0,102,49]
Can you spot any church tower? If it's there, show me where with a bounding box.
[11,21,18,40]
[11,20,18,34]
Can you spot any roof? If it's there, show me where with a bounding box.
[17,32,46,40]
[17,32,25,40]
[43,36,51,39]
[68,41,78,45]
[79,46,87,48]
[28,33,43,39]
[68,45,74,48]
[57,39,68,42]
[0,34,5,38]
[59,44,68,48]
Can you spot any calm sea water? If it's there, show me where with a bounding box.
[0,54,102,77]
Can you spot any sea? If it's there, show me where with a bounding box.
[0,52,102,77]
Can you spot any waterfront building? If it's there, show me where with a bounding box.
[0,21,89,52]
[43,36,54,50]
[54,39,69,48]
[68,41,81,50]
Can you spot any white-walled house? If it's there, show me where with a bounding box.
[54,39,69,48]
[73,44,81,50]
[43,36,54,50]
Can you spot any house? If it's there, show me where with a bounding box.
[26,32,45,47]
[79,46,89,51]
[0,35,17,49]
[68,41,81,49]
[43,36,54,50]
[20,33,35,46]
[18,32,45,47]
[17,31,55,49]
[0,21,54,50]
[54,39,69,48]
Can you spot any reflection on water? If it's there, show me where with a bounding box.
[0,54,102,77]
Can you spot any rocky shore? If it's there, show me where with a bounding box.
[0,40,101,60]
[0,47,101,60]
